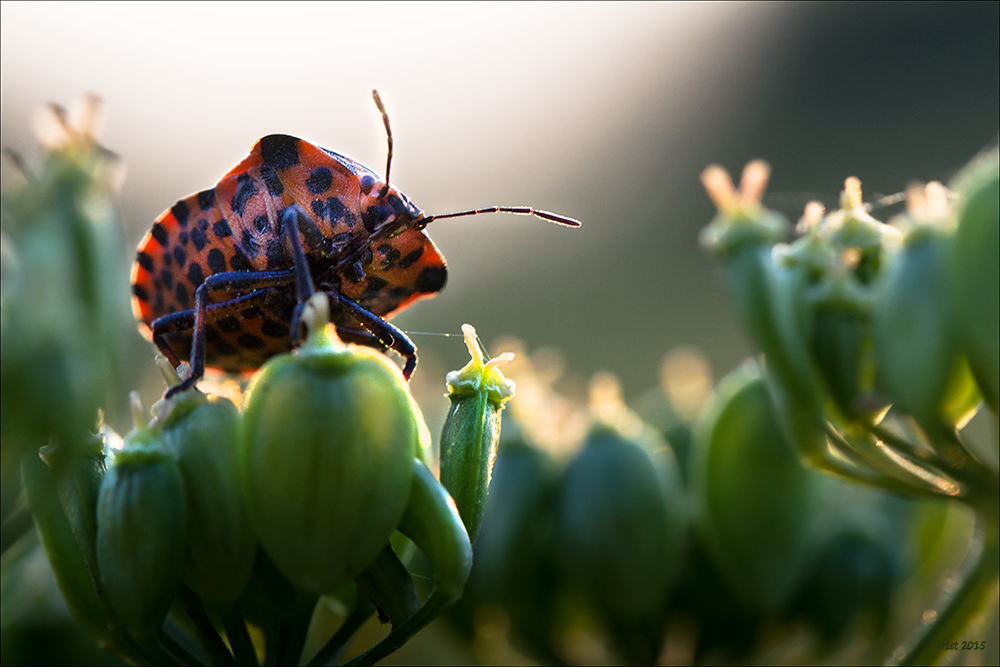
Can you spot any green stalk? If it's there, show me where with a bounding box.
[176,584,235,666]
[305,596,374,666]
[219,606,258,666]
[894,517,999,666]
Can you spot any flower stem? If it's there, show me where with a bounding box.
[892,517,999,666]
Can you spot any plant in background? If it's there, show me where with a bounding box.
[700,153,998,665]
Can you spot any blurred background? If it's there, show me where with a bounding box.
[2,2,998,665]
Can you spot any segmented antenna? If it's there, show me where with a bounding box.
[421,206,581,228]
[369,91,580,229]
[372,90,393,198]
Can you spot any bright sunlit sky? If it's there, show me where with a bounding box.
[3,2,998,402]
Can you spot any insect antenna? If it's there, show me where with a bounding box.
[372,90,393,198]
[420,206,581,228]
[369,91,579,229]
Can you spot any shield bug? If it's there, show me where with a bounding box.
[131,91,579,395]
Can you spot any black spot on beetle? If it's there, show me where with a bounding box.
[172,245,187,268]
[217,316,241,333]
[241,306,263,320]
[187,262,205,288]
[197,189,215,211]
[389,286,413,298]
[153,293,165,313]
[238,333,267,350]
[151,222,169,247]
[175,282,190,307]
[361,204,390,234]
[132,284,149,301]
[260,135,300,170]
[363,277,388,297]
[191,227,208,252]
[205,325,221,344]
[162,251,172,267]
[327,197,357,228]
[254,214,270,233]
[387,194,408,216]
[171,201,190,227]
[207,248,227,273]
[137,251,154,272]
[415,266,447,293]
[359,174,375,194]
[397,247,424,269]
[293,210,324,250]
[198,218,209,231]
[213,219,232,238]
[231,175,257,217]
[179,231,189,246]
[260,165,285,196]
[306,167,333,194]
[230,250,253,272]
[262,319,288,339]
[380,247,401,269]
[265,240,287,269]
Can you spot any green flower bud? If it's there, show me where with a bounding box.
[439,324,515,544]
[949,147,999,413]
[700,164,829,459]
[96,431,187,638]
[699,161,789,258]
[554,423,687,619]
[757,251,829,459]
[874,219,975,427]
[1,96,130,468]
[160,390,256,602]
[239,310,418,594]
[692,361,817,613]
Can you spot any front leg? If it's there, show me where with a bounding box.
[331,294,418,379]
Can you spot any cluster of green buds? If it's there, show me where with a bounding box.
[700,151,999,664]
[2,95,131,521]
[451,368,690,665]
[452,345,964,665]
[15,286,518,664]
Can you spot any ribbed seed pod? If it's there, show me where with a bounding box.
[439,324,515,544]
[692,361,817,613]
[950,148,999,413]
[160,390,256,602]
[239,312,418,594]
[96,431,187,638]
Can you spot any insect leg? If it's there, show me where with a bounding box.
[150,289,274,365]
[331,294,418,379]
[279,204,320,344]
[334,326,390,351]
[159,269,296,396]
